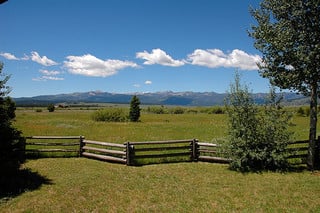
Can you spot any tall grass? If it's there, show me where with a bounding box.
[14,109,227,142]
[0,109,318,211]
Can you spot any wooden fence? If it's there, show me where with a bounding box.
[126,139,198,165]
[25,136,311,166]
[196,142,230,163]
[80,139,126,164]
[25,136,83,157]
[286,139,309,165]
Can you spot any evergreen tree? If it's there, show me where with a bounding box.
[129,95,141,122]
[0,62,25,174]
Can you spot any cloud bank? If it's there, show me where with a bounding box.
[187,49,261,70]
[1,49,261,82]
[64,54,138,77]
[136,48,185,67]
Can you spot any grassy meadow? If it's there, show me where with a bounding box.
[0,107,319,212]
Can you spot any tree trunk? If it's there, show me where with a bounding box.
[307,83,318,170]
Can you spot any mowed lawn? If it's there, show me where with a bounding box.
[0,109,319,212]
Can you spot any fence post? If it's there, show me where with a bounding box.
[316,136,320,169]
[79,136,85,157]
[126,142,134,166]
[191,139,199,162]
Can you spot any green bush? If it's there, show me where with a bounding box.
[169,107,185,114]
[91,108,128,122]
[224,73,291,172]
[47,104,55,112]
[146,106,168,114]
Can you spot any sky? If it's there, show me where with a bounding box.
[0,0,269,98]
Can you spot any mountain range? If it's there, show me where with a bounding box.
[13,91,309,106]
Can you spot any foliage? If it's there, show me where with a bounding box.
[47,104,55,112]
[225,73,292,172]
[169,106,185,114]
[129,95,141,122]
[91,108,128,122]
[249,0,320,169]
[146,106,168,114]
[296,106,310,117]
[0,63,25,173]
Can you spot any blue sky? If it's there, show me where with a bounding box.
[0,0,269,98]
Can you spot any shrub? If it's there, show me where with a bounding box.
[47,104,55,112]
[91,108,128,122]
[296,107,305,116]
[146,106,168,114]
[224,72,291,172]
[169,107,185,114]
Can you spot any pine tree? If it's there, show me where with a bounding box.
[129,95,141,122]
[0,62,25,174]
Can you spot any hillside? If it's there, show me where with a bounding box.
[13,91,307,106]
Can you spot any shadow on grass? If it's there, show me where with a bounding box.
[0,168,52,201]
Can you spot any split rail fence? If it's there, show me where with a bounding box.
[25,136,312,166]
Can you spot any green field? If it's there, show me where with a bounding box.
[1,108,319,212]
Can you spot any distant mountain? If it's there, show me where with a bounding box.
[13,91,308,106]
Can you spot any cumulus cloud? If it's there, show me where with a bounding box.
[31,51,58,66]
[0,52,19,60]
[64,54,138,77]
[187,49,261,70]
[136,48,184,67]
[145,80,152,85]
[39,69,61,76]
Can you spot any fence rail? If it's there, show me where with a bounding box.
[197,142,230,163]
[25,136,82,157]
[126,139,197,165]
[286,140,309,165]
[24,136,312,166]
[81,139,126,164]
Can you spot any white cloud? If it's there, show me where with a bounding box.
[32,76,64,81]
[136,48,184,67]
[39,69,60,76]
[31,51,58,66]
[145,80,152,85]
[21,54,30,61]
[133,84,141,88]
[0,52,19,60]
[187,49,261,70]
[64,54,138,77]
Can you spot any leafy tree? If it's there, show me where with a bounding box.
[0,62,25,173]
[47,103,55,112]
[129,95,141,122]
[249,0,320,170]
[225,72,291,172]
